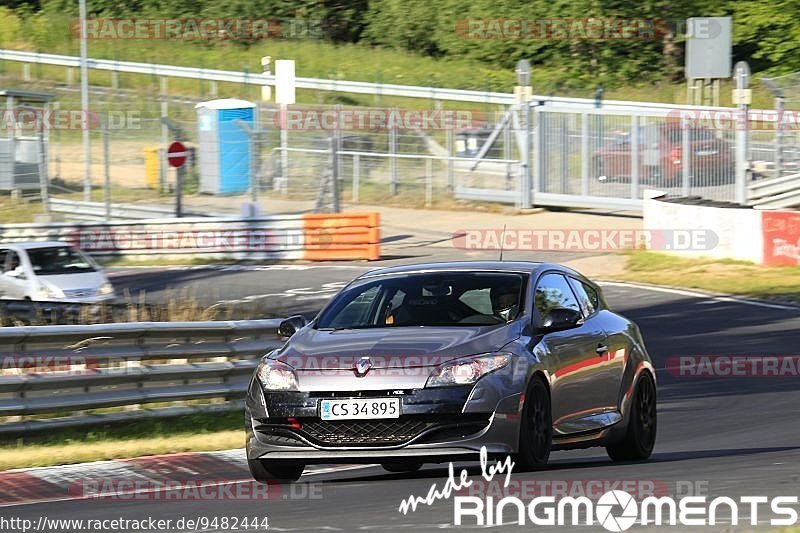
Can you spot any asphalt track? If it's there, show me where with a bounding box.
[4,261,800,532]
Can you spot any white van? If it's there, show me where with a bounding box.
[0,242,115,303]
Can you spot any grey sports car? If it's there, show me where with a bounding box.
[245,261,656,481]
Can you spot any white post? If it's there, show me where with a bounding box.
[280,103,289,196]
[734,61,751,205]
[581,113,589,196]
[160,78,168,194]
[352,153,360,203]
[425,157,433,207]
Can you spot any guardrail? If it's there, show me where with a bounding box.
[0,49,749,111]
[0,212,381,261]
[48,199,215,222]
[0,318,283,435]
[748,172,800,209]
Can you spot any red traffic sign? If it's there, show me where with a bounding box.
[167,141,187,168]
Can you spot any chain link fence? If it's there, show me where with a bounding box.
[0,82,778,217]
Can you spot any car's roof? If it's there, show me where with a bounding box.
[1,241,71,250]
[357,261,580,279]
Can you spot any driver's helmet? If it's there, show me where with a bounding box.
[490,285,519,321]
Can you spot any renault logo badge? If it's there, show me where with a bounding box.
[354,357,372,377]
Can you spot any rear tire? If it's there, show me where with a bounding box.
[514,376,552,471]
[248,458,304,482]
[607,372,657,461]
[381,462,422,473]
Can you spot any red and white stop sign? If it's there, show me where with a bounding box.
[167,141,187,168]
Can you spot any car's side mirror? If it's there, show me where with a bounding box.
[5,270,24,279]
[278,315,309,337]
[538,308,583,333]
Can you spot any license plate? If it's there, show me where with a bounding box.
[319,398,400,420]
[695,149,718,156]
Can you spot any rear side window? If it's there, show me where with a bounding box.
[569,277,600,316]
[534,273,581,318]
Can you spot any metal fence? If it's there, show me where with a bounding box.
[534,106,739,205]
[4,92,778,213]
[0,318,283,435]
[3,50,798,212]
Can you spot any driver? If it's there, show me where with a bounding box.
[4,255,22,276]
[490,285,519,322]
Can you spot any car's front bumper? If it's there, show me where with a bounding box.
[33,293,116,304]
[245,375,523,463]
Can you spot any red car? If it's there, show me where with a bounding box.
[593,123,734,184]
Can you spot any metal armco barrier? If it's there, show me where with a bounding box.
[0,49,741,110]
[48,199,217,222]
[0,319,283,435]
[748,171,800,209]
[0,212,380,261]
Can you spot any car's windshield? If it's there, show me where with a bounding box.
[26,246,97,275]
[317,272,526,329]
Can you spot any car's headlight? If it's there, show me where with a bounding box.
[426,353,512,387]
[99,282,114,295]
[256,358,299,391]
[37,285,64,299]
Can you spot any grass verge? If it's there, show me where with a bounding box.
[0,185,164,224]
[609,251,800,304]
[0,411,244,470]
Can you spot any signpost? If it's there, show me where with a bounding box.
[685,17,732,106]
[167,141,187,168]
[167,141,187,217]
[734,61,751,205]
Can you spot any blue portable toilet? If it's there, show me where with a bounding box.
[195,98,256,195]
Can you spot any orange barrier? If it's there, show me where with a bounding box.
[302,212,380,261]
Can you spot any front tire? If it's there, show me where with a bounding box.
[514,376,552,470]
[248,458,304,482]
[607,372,657,461]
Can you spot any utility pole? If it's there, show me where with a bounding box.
[79,0,91,201]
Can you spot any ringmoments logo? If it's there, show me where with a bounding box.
[398,448,800,529]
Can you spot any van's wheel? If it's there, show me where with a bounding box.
[248,458,304,482]
[515,376,552,470]
[607,372,657,461]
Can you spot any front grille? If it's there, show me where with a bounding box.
[300,417,434,446]
[256,414,492,448]
[63,288,98,298]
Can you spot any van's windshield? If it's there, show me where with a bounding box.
[27,247,96,275]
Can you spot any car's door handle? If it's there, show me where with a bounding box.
[596,344,609,355]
